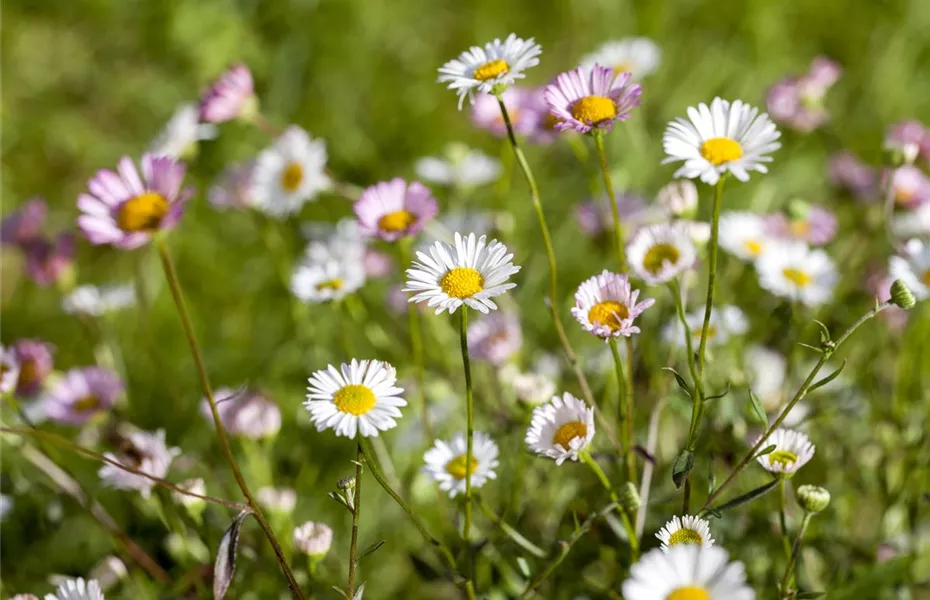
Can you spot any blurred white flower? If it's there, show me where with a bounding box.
[252,126,329,218]
[415,146,501,188]
[622,545,754,600]
[889,238,930,300]
[579,37,661,80]
[756,241,838,306]
[467,312,522,365]
[891,202,930,239]
[148,103,217,158]
[256,486,297,513]
[98,429,180,498]
[663,304,748,348]
[171,478,206,508]
[719,211,774,261]
[43,578,104,600]
[423,431,499,497]
[657,180,698,217]
[88,556,127,591]
[294,521,333,557]
[627,223,697,285]
[62,283,136,316]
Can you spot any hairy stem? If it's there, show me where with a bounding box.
[347,442,363,598]
[593,131,627,271]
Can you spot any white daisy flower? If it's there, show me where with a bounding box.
[755,241,837,306]
[571,270,655,339]
[1,345,20,395]
[754,428,815,475]
[657,180,699,217]
[718,212,774,261]
[415,148,502,188]
[891,202,930,239]
[62,283,136,316]
[293,521,334,557]
[663,97,781,185]
[745,345,786,405]
[656,515,716,552]
[148,103,217,159]
[499,365,557,406]
[305,359,406,439]
[579,37,662,80]
[256,486,297,513]
[889,239,930,300]
[680,220,712,245]
[43,578,105,600]
[98,429,180,498]
[437,34,543,109]
[291,258,366,304]
[627,223,698,284]
[404,232,520,315]
[622,545,755,600]
[422,431,499,497]
[251,126,329,218]
[525,392,595,465]
[663,304,749,348]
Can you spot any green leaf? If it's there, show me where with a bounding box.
[356,540,385,563]
[332,586,349,598]
[755,444,777,458]
[807,359,847,394]
[712,478,779,513]
[662,367,692,399]
[705,383,730,402]
[748,389,767,425]
[516,557,531,578]
[797,592,826,599]
[812,319,831,343]
[213,509,251,600]
[328,491,353,513]
[672,449,694,488]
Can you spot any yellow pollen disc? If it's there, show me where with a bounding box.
[643,243,681,274]
[446,454,479,479]
[744,240,764,256]
[895,188,914,206]
[569,96,618,124]
[73,395,101,413]
[440,267,484,299]
[700,137,744,166]
[472,59,509,81]
[281,161,304,192]
[922,269,930,287]
[333,384,376,416]
[769,449,798,468]
[782,268,812,288]
[315,278,344,292]
[587,300,630,332]
[18,359,38,388]
[117,192,169,233]
[543,113,561,131]
[666,586,710,600]
[790,220,811,237]
[612,63,632,75]
[553,421,588,448]
[692,326,717,340]
[668,527,704,546]
[377,210,416,232]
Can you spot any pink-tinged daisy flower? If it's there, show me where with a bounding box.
[765,203,838,246]
[198,63,257,123]
[571,270,655,339]
[525,392,595,465]
[353,178,438,242]
[42,367,122,425]
[885,166,930,209]
[523,86,564,144]
[98,429,180,498]
[470,87,536,137]
[11,339,54,397]
[77,154,193,249]
[885,120,930,165]
[1,197,46,245]
[438,34,543,109]
[209,161,254,210]
[827,151,876,200]
[544,64,643,134]
[767,57,841,132]
[467,312,522,365]
[0,346,20,395]
[202,387,281,439]
[22,233,74,287]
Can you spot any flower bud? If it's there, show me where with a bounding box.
[620,481,641,514]
[786,198,811,221]
[294,521,334,557]
[796,484,831,513]
[657,180,698,218]
[890,279,916,309]
[338,476,356,492]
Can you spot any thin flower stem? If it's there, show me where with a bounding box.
[779,513,813,597]
[778,479,792,558]
[608,339,635,480]
[579,451,639,559]
[593,131,627,271]
[668,281,704,436]
[476,496,547,558]
[696,178,726,378]
[347,442,363,598]
[155,238,304,600]
[624,337,636,480]
[459,308,475,546]
[400,240,432,440]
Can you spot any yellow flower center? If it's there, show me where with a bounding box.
[693,326,717,340]
[782,268,812,288]
[894,188,914,206]
[315,278,343,292]
[612,62,632,75]
[542,112,562,131]
[333,384,376,416]
[446,454,479,479]
[666,586,710,600]
[922,269,930,287]
[643,243,681,274]
[700,137,744,166]
[769,450,798,468]
[473,59,510,81]
[73,395,101,413]
[569,96,618,124]
[377,210,416,233]
[743,240,764,256]
[553,421,588,448]
[789,220,811,237]
[587,300,630,332]
[440,267,484,299]
[668,527,703,546]
[17,359,39,389]
[117,192,169,233]
[281,161,304,193]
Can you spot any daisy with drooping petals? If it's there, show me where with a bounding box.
[756,241,837,306]
[251,126,329,218]
[199,63,257,123]
[656,515,716,552]
[571,270,655,339]
[62,283,136,316]
[525,392,595,465]
[718,212,773,261]
[579,38,661,80]
[754,428,815,475]
[404,232,520,315]
[0,346,20,395]
[305,359,406,439]
[627,223,697,284]
[889,239,930,300]
[77,155,193,249]
[353,178,438,242]
[466,312,522,365]
[622,545,755,600]
[663,304,748,349]
[765,203,838,246]
[291,258,366,304]
[415,145,502,188]
[545,64,643,134]
[438,34,542,109]
[423,431,499,497]
[43,578,105,600]
[663,97,781,185]
[98,429,180,498]
[11,339,54,397]
[42,367,122,425]
[148,104,217,158]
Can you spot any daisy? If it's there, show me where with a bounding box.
[891,202,930,239]
[509,369,557,406]
[663,305,748,348]
[437,34,543,109]
[8,339,54,398]
[544,64,643,134]
[302,218,368,265]
[353,178,438,242]
[148,103,217,158]
[22,233,75,287]
[291,258,366,304]
[42,367,122,425]
[423,431,499,497]
[889,239,930,300]
[886,120,929,165]
[765,203,837,246]
[657,180,699,217]
[208,161,254,210]
[622,545,755,600]
[198,63,257,123]
[294,521,334,557]
[571,270,655,339]
[404,232,520,315]
[579,37,662,80]
[77,154,193,249]
[43,578,105,600]
[663,97,781,185]
[467,312,522,365]
[251,126,329,218]
[525,392,595,465]
[305,359,406,439]
[627,223,697,284]
[98,429,180,498]
[718,212,773,261]
[0,346,20,395]
[88,556,128,590]
[754,428,815,475]
[415,145,501,188]
[470,86,537,137]
[655,515,715,551]
[756,241,837,306]
[256,486,297,513]
[886,166,930,209]
[1,196,46,245]
[827,152,876,200]
[62,283,136,316]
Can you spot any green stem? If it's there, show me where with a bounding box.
[155,238,304,600]
[459,309,475,545]
[668,281,704,439]
[778,478,793,557]
[593,131,627,271]
[608,339,635,480]
[579,451,639,560]
[400,240,432,441]
[696,178,725,378]
[347,442,363,598]
[780,513,812,598]
[624,337,636,480]
[477,496,547,558]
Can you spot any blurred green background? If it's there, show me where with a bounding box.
[2,0,930,598]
